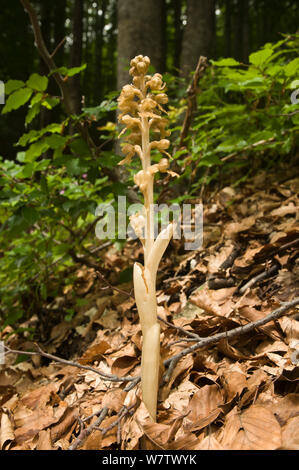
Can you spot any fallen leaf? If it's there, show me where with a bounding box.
[36,429,54,450]
[197,435,224,450]
[220,405,281,450]
[281,416,299,449]
[111,355,139,377]
[185,385,223,432]
[0,411,15,450]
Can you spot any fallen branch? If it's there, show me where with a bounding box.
[162,297,299,383]
[238,263,279,295]
[4,344,138,385]
[68,407,108,450]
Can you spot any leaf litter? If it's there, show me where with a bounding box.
[0,169,299,450]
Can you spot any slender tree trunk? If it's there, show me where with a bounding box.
[117,0,164,89]
[180,0,215,78]
[224,0,232,57]
[53,0,66,65]
[69,0,83,114]
[39,0,52,128]
[242,0,250,62]
[233,0,244,61]
[172,0,183,73]
[94,0,108,103]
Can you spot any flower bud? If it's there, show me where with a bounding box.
[154,93,168,104]
[158,158,169,171]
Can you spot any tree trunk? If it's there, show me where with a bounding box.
[39,0,52,128]
[94,0,108,103]
[117,0,164,90]
[180,0,215,78]
[172,0,183,73]
[69,0,84,114]
[53,0,66,65]
[224,0,232,57]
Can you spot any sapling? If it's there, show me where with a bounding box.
[118,55,174,421]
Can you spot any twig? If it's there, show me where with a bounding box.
[157,315,201,340]
[95,271,134,299]
[162,297,299,383]
[4,344,138,384]
[68,407,108,450]
[221,136,276,162]
[99,404,136,436]
[50,37,66,59]
[238,263,279,295]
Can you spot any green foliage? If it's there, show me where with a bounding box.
[0,71,120,331]
[170,35,299,197]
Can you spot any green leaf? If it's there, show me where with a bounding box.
[249,48,273,67]
[285,58,299,77]
[41,96,60,109]
[198,154,222,167]
[212,58,241,67]
[22,162,35,178]
[25,102,41,125]
[25,140,50,162]
[2,87,33,113]
[45,134,67,149]
[26,73,48,92]
[5,80,25,95]
[51,64,87,77]
[16,152,26,163]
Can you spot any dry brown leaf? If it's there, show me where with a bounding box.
[220,405,281,450]
[14,401,67,444]
[94,309,120,329]
[197,435,224,450]
[219,362,247,401]
[36,429,54,450]
[50,407,78,443]
[160,354,193,400]
[163,380,199,413]
[281,416,299,449]
[271,203,297,217]
[271,394,299,425]
[21,383,59,410]
[0,411,15,450]
[111,355,139,377]
[78,341,111,365]
[101,388,127,413]
[190,286,236,318]
[185,385,223,432]
[168,433,203,450]
[207,243,235,274]
[82,429,103,450]
[224,215,256,237]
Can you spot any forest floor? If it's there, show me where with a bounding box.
[1,165,299,450]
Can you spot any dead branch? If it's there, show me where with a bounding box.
[4,343,138,385]
[68,407,108,450]
[162,297,299,383]
[238,263,279,295]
